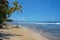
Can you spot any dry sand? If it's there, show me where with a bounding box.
[0,26,49,40]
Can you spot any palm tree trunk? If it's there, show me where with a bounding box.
[0,13,3,29]
[0,0,8,29]
[0,23,3,29]
[0,26,3,29]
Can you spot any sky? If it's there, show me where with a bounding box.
[8,0,60,21]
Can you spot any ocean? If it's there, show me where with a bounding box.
[6,21,60,40]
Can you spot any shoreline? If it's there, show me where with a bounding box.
[0,25,49,40]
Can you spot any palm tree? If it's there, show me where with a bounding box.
[8,1,22,17]
[0,0,8,28]
[0,0,22,29]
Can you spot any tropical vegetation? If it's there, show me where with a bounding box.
[0,0,22,28]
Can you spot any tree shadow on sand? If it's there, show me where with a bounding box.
[0,32,22,39]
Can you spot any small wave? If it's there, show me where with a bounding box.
[33,23,60,25]
[55,23,60,24]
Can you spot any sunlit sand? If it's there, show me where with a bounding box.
[0,26,49,40]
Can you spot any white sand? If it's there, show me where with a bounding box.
[1,26,49,40]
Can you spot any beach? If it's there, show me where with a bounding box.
[0,25,49,40]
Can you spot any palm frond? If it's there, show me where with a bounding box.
[13,1,22,13]
[8,7,15,17]
[13,1,18,7]
[19,9,22,13]
[19,5,22,9]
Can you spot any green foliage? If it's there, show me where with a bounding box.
[0,0,22,23]
[8,1,22,17]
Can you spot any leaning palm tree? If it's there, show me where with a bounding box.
[8,1,22,17]
[0,0,22,29]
